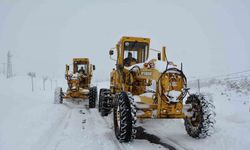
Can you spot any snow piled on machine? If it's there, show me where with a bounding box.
[166,90,182,102]
[125,59,178,73]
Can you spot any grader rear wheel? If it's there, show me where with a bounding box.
[184,94,216,138]
[98,89,104,112]
[54,87,63,104]
[99,89,112,117]
[114,92,136,143]
[89,86,97,108]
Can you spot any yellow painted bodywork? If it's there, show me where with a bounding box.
[64,58,94,100]
[110,36,187,119]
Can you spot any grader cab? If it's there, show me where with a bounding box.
[99,36,215,142]
[54,58,97,108]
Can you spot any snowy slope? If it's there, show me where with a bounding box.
[0,76,67,150]
[0,75,250,150]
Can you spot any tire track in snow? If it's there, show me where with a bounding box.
[103,120,127,150]
[34,102,124,150]
[31,103,73,150]
[98,111,184,150]
[150,121,190,150]
[85,106,125,150]
[50,103,85,150]
[99,111,178,150]
[135,126,176,150]
[100,112,175,150]
[100,113,128,150]
[151,129,189,150]
[32,100,182,150]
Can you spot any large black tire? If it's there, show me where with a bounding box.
[89,86,97,108]
[114,92,136,143]
[184,94,216,138]
[99,89,112,116]
[54,87,63,104]
[98,89,104,112]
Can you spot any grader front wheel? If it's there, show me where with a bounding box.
[184,94,216,138]
[114,92,136,143]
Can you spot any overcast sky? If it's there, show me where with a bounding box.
[0,0,249,81]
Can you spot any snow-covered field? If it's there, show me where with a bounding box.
[0,75,250,150]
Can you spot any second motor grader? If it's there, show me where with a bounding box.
[54,58,97,108]
[99,36,215,142]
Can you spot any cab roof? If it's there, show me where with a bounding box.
[73,58,89,63]
[119,36,150,44]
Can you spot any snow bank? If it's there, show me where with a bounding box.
[0,76,67,150]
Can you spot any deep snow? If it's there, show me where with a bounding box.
[0,75,250,150]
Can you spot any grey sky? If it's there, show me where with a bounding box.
[0,0,249,81]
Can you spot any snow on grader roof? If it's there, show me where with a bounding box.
[125,59,179,73]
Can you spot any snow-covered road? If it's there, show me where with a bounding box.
[1,76,250,150]
[36,101,170,150]
[0,76,169,150]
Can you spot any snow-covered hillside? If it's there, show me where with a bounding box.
[0,76,67,150]
[0,75,250,150]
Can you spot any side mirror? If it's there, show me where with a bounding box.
[109,50,114,55]
[157,53,161,61]
[93,65,96,70]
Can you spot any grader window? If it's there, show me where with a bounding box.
[77,64,88,75]
[123,41,149,66]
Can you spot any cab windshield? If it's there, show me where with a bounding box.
[73,62,88,74]
[123,41,149,66]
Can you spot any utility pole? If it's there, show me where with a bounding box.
[27,72,36,92]
[6,51,13,78]
[42,76,48,90]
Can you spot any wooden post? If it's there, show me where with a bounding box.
[27,72,36,92]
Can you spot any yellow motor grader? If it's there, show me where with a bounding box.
[54,58,97,108]
[99,36,215,142]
